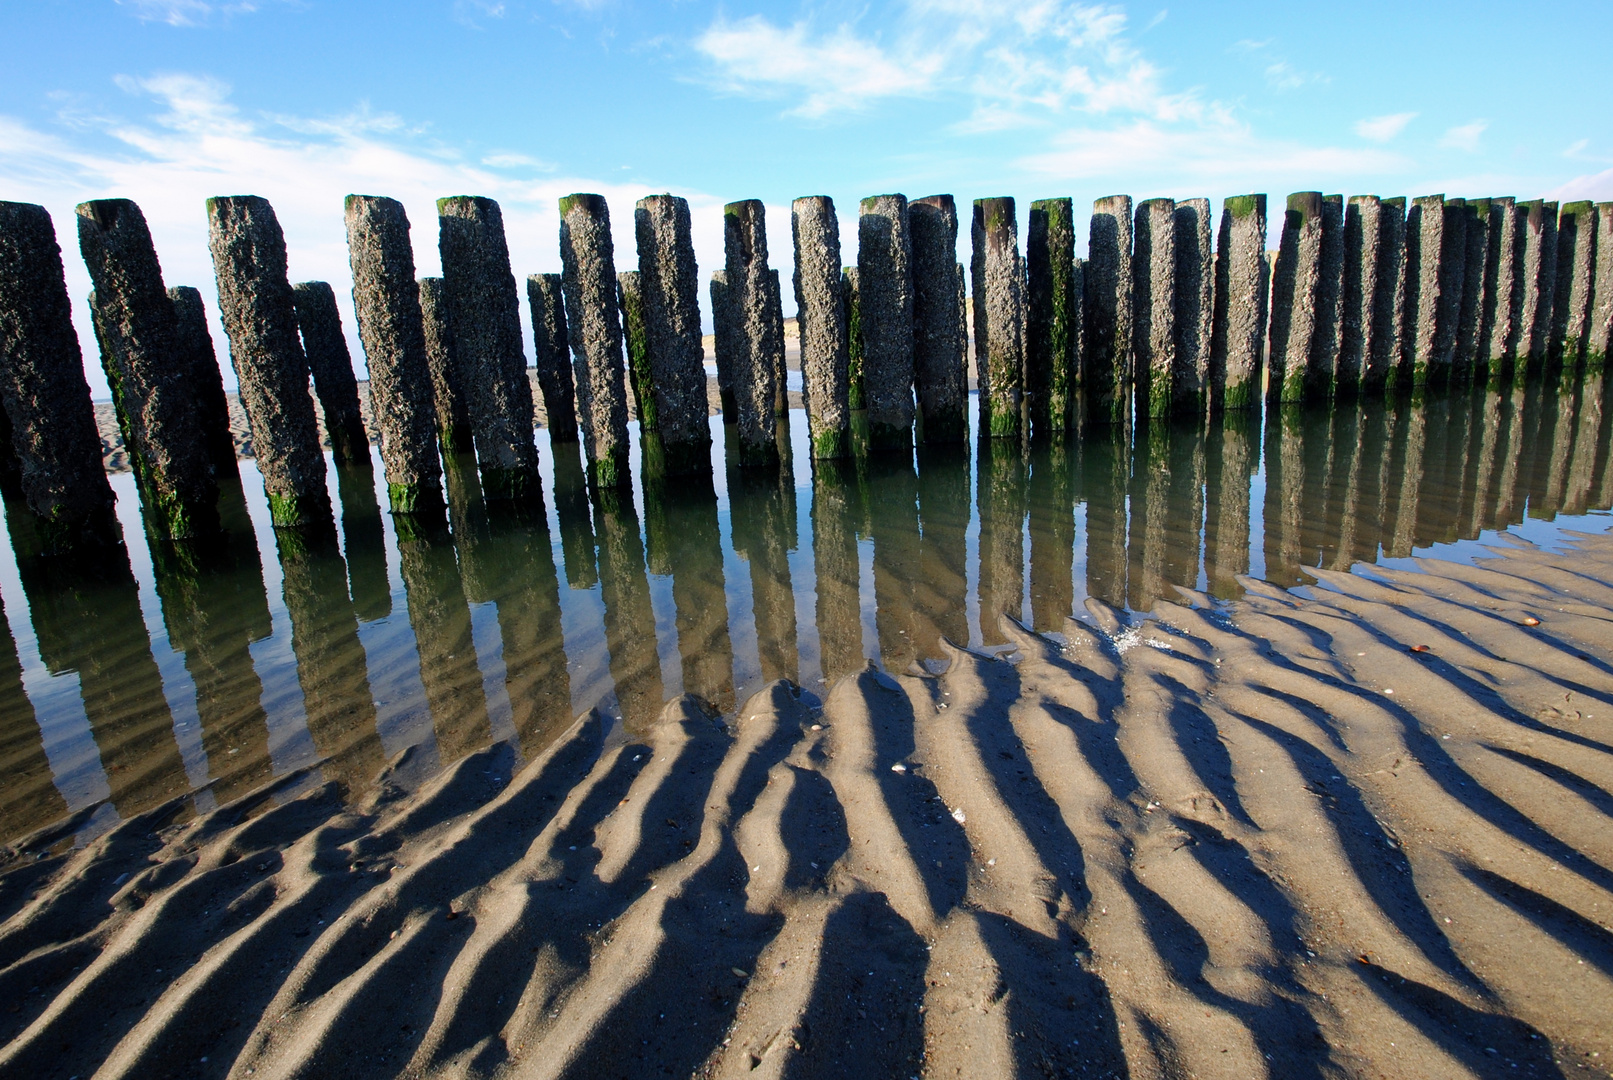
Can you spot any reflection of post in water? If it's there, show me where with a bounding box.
[1511,377,1552,521]
[150,479,275,804]
[1323,403,1364,570]
[1027,438,1076,631]
[1467,386,1505,536]
[1261,403,1306,587]
[977,436,1026,643]
[1384,399,1428,558]
[1345,401,1394,566]
[1454,388,1488,537]
[1566,372,1610,513]
[1203,411,1254,599]
[1083,420,1130,608]
[728,461,799,684]
[481,516,574,759]
[1493,385,1529,527]
[864,453,923,673]
[811,457,864,686]
[592,485,665,728]
[394,514,492,767]
[8,506,187,818]
[1411,392,1465,546]
[335,463,391,622]
[550,440,599,590]
[643,467,735,713]
[0,591,69,841]
[1127,419,1171,611]
[274,520,387,788]
[914,444,970,654]
[1163,417,1207,593]
[1298,404,1340,571]
[1538,374,1582,518]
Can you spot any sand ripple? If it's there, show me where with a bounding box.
[1,535,1609,1078]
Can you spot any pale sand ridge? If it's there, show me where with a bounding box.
[0,533,1609,1077]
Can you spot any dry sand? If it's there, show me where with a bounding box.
[1,532,1610,1078]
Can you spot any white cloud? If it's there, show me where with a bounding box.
[1143,9,1167,31]
[1564,138,1590,158]
[1439,120,1487,152]
[115,0,259,26]
[0,75,712,398]
[1354,112,1416,143]
[694,16,940,118]
[692,2,1205,124]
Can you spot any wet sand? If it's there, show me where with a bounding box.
[1,529,1608,1079]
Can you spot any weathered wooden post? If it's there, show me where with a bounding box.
[857,194,916,449]
[290,282,371,467]
[416,276,475,455]
[1268,192,1323,403]
[912,194,968,443]
[1173,197,1212,416]
[1515,200,1558,373]
[709,271,737,422]
[634,194,712,475]
[1374,197,1409,392]
[524,273,578,445]
[1085,195,1133,423]
[1340,196,1381,394]
[1454,199,1493,376]
[1027,196,1077,434]
[1209,194,1266,411]
[168,285,238,475]
[558,193,631,489]
[766,268,787,417]
[1551,201,1597,370]
[1132,196,1176,418]
[1313,194,1345,399]
[618,270,652,428]
[0,201,117,544]
[1403,194,1448,387]
[1481,198,1522,383]
[1587,202,1613,373]
[75,198,217,536]
[791,195,851,458]
[436,196,542,501]
[206,195,328,527]
[972,196,1024,436]
[723,200,779,466]
[344,195,444,514]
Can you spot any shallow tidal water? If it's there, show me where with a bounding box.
[2,372,1610,850]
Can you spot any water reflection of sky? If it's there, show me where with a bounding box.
[1,375,1609,849]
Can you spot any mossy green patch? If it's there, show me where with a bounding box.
[481,465,540,503]
[1222,380,1256,411]
[618,281,656,431]
[1225,195,1261,220]
[268,490,327,529]
[811,426,851,460]
[388,481,442,516]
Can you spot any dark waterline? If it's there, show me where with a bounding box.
[2,372,1610,849]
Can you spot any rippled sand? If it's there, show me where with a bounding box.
[1,533,1608,1078]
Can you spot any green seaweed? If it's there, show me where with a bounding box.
[589,445,631,491]
[811,425,851,460]
[1225,195,1261,220]
[268,490,327,529]
[480,465,540,503]
[618,279,657,431]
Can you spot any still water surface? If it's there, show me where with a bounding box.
[2,373,1610,847]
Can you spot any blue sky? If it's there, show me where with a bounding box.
[4,0,1611,396]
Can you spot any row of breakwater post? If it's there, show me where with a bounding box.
[2,367,1611,840]
[1,188,1610,550]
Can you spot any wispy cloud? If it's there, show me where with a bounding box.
[1354,112,1416,143]
[692,2,1210,124]
[1229,39,1325,92]
[114,0,260,26]
[1439,120,1487,152]
[1143,9,1167,31]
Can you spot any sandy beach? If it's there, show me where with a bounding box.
[0,527,1607,1079]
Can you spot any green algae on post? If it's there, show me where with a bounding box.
[206,195,329,529]
[1267,191,1323,404]
[417,276,476,454]
[857,194,916,451]
[912,194,969,444]
[1084,195,1133,425]
[1172,198,1212,417]
[76,198,217,538]
[558,193,631,491]
[791,195,852,459]
[343,195,444,516]
[633,194,711,474]
[1209,193,1267,413]
[1131,196,1176,419]
[972,196,1026,437]
[436,195,543,502]
[1027,196,1077,434]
